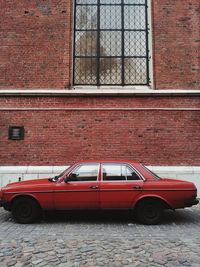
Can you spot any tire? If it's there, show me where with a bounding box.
[11,197,42,224]
[135,199,163,225]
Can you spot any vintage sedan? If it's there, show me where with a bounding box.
[0,161,198,224]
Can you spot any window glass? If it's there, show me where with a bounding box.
[102,164,141,181]
[100,6,122,30]
[69,164,99,182]
[102,164,126,181]
[126,166,140,180]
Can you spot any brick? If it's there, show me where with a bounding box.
[153,0,200,89]
[0,96,200,166]
[0,1,199,167]
[0,0,73,89]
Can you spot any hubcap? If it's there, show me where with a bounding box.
[19,204,32,218]
[144,205,158,219]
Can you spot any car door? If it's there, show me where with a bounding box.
[54,163,100,209]
[100,163,143,209]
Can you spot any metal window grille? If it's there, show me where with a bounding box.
[73,0,150,86]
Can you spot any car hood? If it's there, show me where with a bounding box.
[3,178,52,190]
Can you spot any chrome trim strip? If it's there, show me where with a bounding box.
[4,188,195,194]
[100,181,142,183]
[5,190,97,194]
[4,191,54,194]
[142,189,196,191]
[93,189,195,192]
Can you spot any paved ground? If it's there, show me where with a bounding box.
[0,205,200,267]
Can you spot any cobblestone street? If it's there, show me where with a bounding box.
[0,205,200,267]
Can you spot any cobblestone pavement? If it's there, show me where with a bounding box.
[0,205,200,267]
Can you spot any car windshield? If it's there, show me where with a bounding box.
[142,165,162,180]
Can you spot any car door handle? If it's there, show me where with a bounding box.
[133,185,142,189]
[90,185,99,189]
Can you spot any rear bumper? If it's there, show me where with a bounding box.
[184,198,199,207]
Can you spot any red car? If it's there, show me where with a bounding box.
[0,161,198,224]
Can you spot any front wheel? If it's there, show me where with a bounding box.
[135,199,163,225]
[11,197,42,224]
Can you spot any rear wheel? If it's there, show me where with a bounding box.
[135,199,163,225]
[11,197,42,224]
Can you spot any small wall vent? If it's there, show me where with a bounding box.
[9,126,24,140]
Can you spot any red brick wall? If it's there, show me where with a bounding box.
[0,96,200,166]
[153,0,200,89]
[0,1,199,166]
[0,0,199,89]
[0,0,73,88]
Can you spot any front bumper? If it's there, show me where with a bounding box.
[0,199,4,207]
[184,198,199,207]
[0,199,11,210]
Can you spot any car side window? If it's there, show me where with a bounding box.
[102,164,126,181]
[102,164,141,181]
[68,164,99,182]
[126,166,141,180]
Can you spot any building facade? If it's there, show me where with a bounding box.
[0,0,200,190]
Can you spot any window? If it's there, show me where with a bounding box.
[126,165,140,180]
[69,164,99,181]
[73,0,150,86]
[102,164,141,181]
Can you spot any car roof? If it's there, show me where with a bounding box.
[75,160,140,165]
